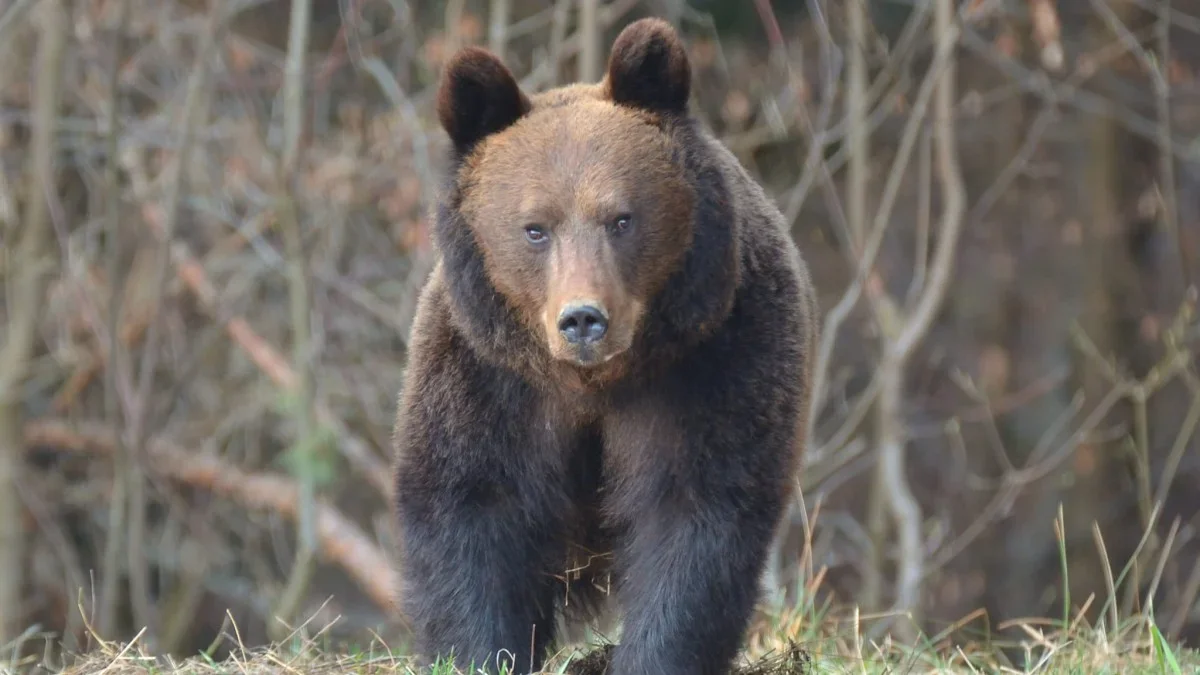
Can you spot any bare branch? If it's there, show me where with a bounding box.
[98,0,133,642]
[444,0,466,56]
[843,0,887,617]
[22,420,398,616]
[0,0,68,645]
[1154,0,1190,290]
[270,0,320,639]
[892,5,965,362]
[520,0,639,91]
[808,2,952,433]
[864,0,965,643]
[118,3,225,645]
[577,0,601,83]
[136,201,393,498]
[488,0,511,63]
[280,0,311,173]
[845,0,868,249]
[0,0,36,46]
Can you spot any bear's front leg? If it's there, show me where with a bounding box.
[615,504,782,674]
[602,374,802,675]
[393,352,568,674]
[606,492,783,675]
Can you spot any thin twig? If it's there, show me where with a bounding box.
[1155,0,1190,288]
[1152,379,1200,511]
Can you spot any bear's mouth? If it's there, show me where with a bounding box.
[560,344,614,368]
[548,338,631,369]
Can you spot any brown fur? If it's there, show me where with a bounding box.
[392,17,819,675]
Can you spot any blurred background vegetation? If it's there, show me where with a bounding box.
[1,0,1199,670]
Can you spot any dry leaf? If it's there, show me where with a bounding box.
[691,39,716,70]
[396,219,430,253]
[457,13,483,43]
[423,34,447,68]
[978,345,1011,396]
[227,40,257,73]
[1073,442,1097,476]
[867,272,885,298]
[308,155,357,204]
[992,252,1015,283]
[722,91,752,127]
[789,73,810,105]
[1168,58,1191,85]
[1029,0,1064,71]
[1140,315,1161,343]
[994,28,1019,60]
[1061,219,1083,245]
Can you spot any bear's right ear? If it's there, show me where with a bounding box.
[437,47,531,154]
[604,18,691,116]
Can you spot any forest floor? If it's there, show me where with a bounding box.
[20,604,1200,675]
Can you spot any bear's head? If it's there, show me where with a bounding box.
[434,18,736,379]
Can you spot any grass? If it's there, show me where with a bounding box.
[9,508,1200,674]
[7,599,1197,675]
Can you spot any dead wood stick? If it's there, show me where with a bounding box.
[23,418,398,615]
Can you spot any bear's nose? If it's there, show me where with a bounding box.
[557,304,609,345]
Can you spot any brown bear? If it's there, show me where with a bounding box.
[391,17,818,675]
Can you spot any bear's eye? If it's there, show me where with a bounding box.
[524,225,549,245]
[609,214,634,236]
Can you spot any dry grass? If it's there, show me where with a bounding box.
[8,512,1200,675]
[7,600,1196,675]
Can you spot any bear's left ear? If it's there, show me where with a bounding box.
[604,18,691,116]
[437,46,532,154]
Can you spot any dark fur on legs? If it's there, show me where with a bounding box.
[393,301,622,674]
[598,230,810,674]
[392,319,564,673]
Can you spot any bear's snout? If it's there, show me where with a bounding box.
[547,297,624,367]
[536,236,640,369]
[557,302,609,345]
